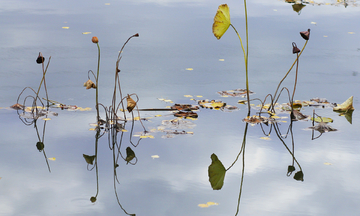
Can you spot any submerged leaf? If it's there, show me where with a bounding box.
[333,96,355,112]
[208,153,226,190]
[212,4,231,40]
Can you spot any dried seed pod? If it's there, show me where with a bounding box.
[292,42,300,54]
[300,29,310,40]
[126,95,136,112]
[36,53,45,64]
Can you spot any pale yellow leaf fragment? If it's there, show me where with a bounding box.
[155,114,162,117]
[260,137,271,140]
[348,32,355,34]
[82,32,91,34]
[89,128,96,131]
[207,202,219,206]
[311,22,317,25]
[186,68,193,71]
[133,116,140,121]
[196,95,203,98]
[62,27,69,29]
[105,3,110,5]
[333,96,355,112]
[184,95,193,98]
[324,162,332,165]
[48,157,56,161]
[42,118,51,121]
[198,204,209,208]
[151,155,160,159]
[219,59,225,61]
[323,35,328,37]
[164,99,173,103]
[122,129,128,132]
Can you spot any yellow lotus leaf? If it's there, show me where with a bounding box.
[213,4,231,40]
[333,96,354,112]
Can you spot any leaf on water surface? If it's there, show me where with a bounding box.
[48,157,56,161]
[105,3,110,5]
[82,32,91,34]
[348,32,355,34]
[291,110,309,121]
[217,89,254,97]
[198,99,226,110]
[125,147,136,164]
[42,118,51,121]
[62,27,69,29]
[219,59,225,61]
[308,122,337,133]
[198,204,209,208]
[10,103,25,110]
[184,95,193,98]
[198,202,219,208]
[212,4,231,40]
[311,116,333,123]
[333,96,355,112]
[126,95,136,113]
[185,68,193,71]
[83,154,96,165]
[174,111,198,118]
[83,79,96,89]
[171,104,199,111]
[260,137,271,140]
[208,153,226,190]
[324,162,332,165]
[151,155,159,159]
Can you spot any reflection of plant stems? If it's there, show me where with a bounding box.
[95,43,101,124]
[291,52,300,114]
[272,40,308,111]
[235,122,248,216]
[226,123,248,171]
[94,129,100,199]
[36,55,51,106]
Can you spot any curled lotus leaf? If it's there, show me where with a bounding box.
[126,95,136,113]
[333,96,355,112]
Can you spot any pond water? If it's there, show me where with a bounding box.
[0,0,359,215]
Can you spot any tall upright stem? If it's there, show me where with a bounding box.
[95,43,101,123]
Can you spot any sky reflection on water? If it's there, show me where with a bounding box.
[0,0,359,215]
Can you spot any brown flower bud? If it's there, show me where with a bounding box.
[36,52,45,64]
[126,94,136,112]
[92,36,99,43]
[300,29,310,40]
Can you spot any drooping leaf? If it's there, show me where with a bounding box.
[36,142,44,152]
[83,79,96,89]
[125,147,136,164]
[208,153,226,190]
[83,154,96,165]
[126,95,136,112]
[212,4,231,40]
[333,96,355,112]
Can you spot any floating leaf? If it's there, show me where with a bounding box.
[212,4,231,40]
[291,110,309,121]
[196,95,203,98]
[184,95,193,98]
[217,89,254,97]
[260,137,271,140]
[174,111,198,118]
[62,27,69,29]
[324,162,332,165]
[198,99,226,110]
[309,122,337,133]
[219,59,225,61]
[83,79,96,89]
[311,116,333,123]
[82,32,91,34]
[42,118,51,121]
[198,204,209,208]
[208,153,226,190]
[333,96,355,112]
[171,104,199,111]
[151,155,159,159]
[126,95,136,112]
[185,68,193,71]
[10,103,25,110]
[207,202,219,206]
[83,154,96,165]
[48,157,56,161]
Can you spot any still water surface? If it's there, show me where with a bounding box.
[0,0,359,215]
